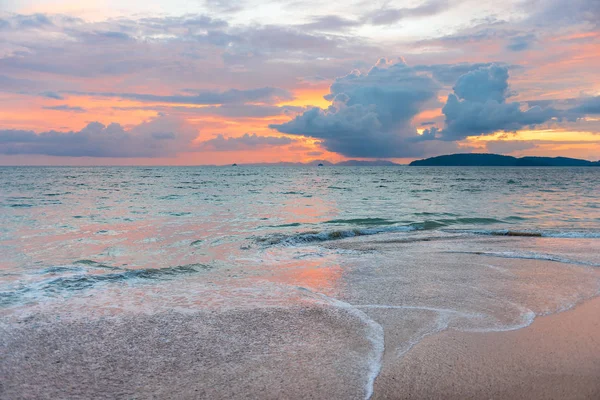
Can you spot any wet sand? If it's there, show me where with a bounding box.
[3,296,599,399]
[374,296,600,399]
[1,306,379,399]
[3,233,600,399]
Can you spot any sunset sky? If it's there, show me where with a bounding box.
[0,0,599,165]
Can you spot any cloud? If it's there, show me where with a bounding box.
[204,0,245,13]
[111,104,306,118]
[40,91,64,100]
[366,0,450,25]
[413,63,496,85]
[135,14,228,31]
[271,58,458,157]
[198,133,296,151]
[80,87,294,105]
[14,14,53,28]
[0,75,39,91]
[526,0,600,28]
[452,65,510,103]
[43,105,86,113]
[427,65,557,141]
[571,96,600,114]
[300,15,361,31]
[0,116,196,157]
[506,34,536,52]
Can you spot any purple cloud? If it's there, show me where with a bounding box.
[43,105,86,113]
[425,65,557,141]
[199,133,296,151]
[271,58,458,157]
[0,116,196,157]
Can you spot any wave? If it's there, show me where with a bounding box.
[255,225,416,246]
[324,218,399,226]
[257,217,511,245]
[0,263,212,307]
[448,229,600,239]
[409,217,504,231]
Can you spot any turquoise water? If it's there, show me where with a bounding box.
[1,166,599,308]
[2,166,600,398]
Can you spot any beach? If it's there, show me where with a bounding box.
[2,166,600,398]
[2,288,599,399]
[374,296,600,399]
[3,232,600,399]
[2,0,600,394]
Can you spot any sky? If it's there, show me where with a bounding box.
[0,0,599,165]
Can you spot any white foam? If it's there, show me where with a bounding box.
[395,312,451,358]
[353,304,483,319]
[447,250,600,267]
[297,288,385,400]
[450,228,600,239]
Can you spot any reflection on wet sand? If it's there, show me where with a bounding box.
[3,233,599,399]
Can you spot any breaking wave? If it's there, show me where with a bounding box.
[448,229,600,238]
[256,217,513,245]
[1,263,212,307]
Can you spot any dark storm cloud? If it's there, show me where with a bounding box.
[271,58,457,157]
[199,133,296,151]
[425,65,557,141]
[272,61,562,157]
[0,117,196,157]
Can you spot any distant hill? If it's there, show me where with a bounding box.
[410,153,600,167]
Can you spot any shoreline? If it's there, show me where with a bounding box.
[373,295,600,399]
[2,295,599,399]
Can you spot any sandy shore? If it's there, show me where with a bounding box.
[374,296,600,399]
[2,294,599,399]
[1,305,377,399]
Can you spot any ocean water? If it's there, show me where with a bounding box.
[2,166,600,398]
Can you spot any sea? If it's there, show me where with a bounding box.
[1,166,600,398]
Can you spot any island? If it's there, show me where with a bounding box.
[410,153,600,167]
